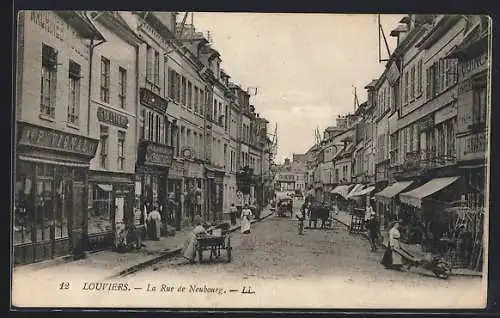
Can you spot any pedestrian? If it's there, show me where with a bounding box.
[147,202,162,241]
[366,211,380,251]
[182,215,210,263]
[296,202,307,235]
[240,203,253,234]
[381,220,404,270]
[229,203,238,225]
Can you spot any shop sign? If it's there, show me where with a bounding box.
[459,51,488,79]
[140,88,168,114]
[181,147,193,160]
[386,62,400,86]
[457,132,486,161]
[188,163,204,179]
[97,107,129,129]
[18,122,98,157]
[140,141,174,168]
[418,115,434,132]
[170,161,184,178]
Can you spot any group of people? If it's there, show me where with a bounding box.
[181,203,254,263]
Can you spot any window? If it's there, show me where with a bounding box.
[100,57,110,103]
[155,114,161,143]
[67,60,81,125]
[148,111,154,140]
[168,68,175,100]
[194,87,199,113]
[187,81,193,110]
[99,125,109,169]
[224,144,228,168]
[165,117,170,146]
[181,77,187,105]
[140,109,146,139]
[118,131,125,170]
[40,44,57,118]
[200,90,205,115]
[118,67,127,108]
[417,60,423,96]
[410,65,415,101]
[404,71,409,104]
[225,105,229,131]
[218,102,223,125]
[154,51,160,86]
[472,84,487,125]
[146,45,153,82]
[213,99,217,121]
[445,119,456,158]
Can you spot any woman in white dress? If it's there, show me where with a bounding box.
[240,204,253,234]
[381,220,404,270]
[183,216,209,263]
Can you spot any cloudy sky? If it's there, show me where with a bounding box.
[189,13,404,163]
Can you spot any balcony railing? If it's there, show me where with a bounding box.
[396,150,457,172]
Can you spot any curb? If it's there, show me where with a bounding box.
[331,215,482,278]
[111,210,275,278]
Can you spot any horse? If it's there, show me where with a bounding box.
[308,201,330,229]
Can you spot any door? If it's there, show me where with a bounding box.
[71,181,85,257]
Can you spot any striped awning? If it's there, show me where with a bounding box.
[331,184,352,198]
[375,181,414,203]
[399,177,460,208]
[350,186,376,198]
[346,184,365,198]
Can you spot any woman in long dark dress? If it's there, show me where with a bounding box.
[381,221,404,270]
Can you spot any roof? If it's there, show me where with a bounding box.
[390,24,408,36]
[364,79,378,89]
[57,11,105,41]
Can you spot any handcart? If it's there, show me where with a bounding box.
[196,229,232,263]
[394,243,452,279]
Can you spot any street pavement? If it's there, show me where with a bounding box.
[12,199,485,308]
[122,198,484,308]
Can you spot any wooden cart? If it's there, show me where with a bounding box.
[349,208,365,233]
[196,234,232,263]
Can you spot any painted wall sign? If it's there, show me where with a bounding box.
[18,122,98,157]
[140,88,168,114]
[459,51,488,79]
[97,107,129,129]
[457,132,486,162]
[28,11,89,59]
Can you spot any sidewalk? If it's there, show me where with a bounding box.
[13,206,275,279]
[331,210,482,278]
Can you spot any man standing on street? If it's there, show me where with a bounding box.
[366,211,380,251]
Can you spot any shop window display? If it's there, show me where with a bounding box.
[88,184,112,234]
[14,163,76,245]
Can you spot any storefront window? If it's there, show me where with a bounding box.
[88,184,112,234]
[14,163,73,245]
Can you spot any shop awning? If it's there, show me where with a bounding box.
[346,184,365,198]
[350,186,376,198]
[375,181,414,203]
[331,184,351,198]
[399,177,460,208]
[97,184,113,192]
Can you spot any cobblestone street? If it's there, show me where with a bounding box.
[129,199,483,296]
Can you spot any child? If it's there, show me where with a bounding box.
[296,202,307,235]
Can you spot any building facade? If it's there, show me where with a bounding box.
[14,11,103,264]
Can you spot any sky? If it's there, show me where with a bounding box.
[188,13,404,163]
